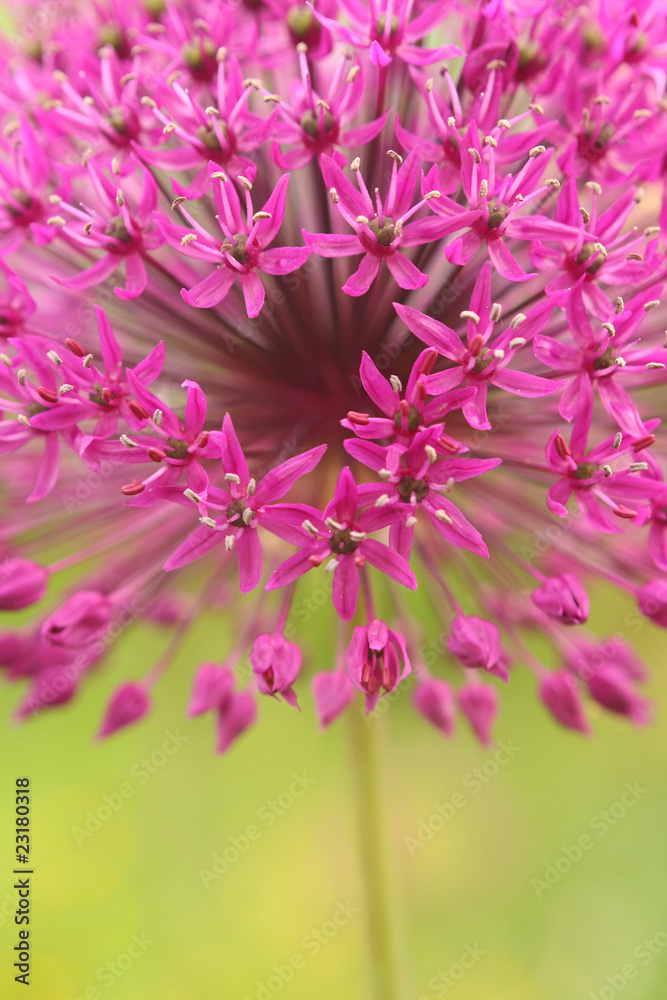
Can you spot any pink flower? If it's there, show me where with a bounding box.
[312,669,356,729]
[413,677,456,737]
[303,150,475,295]
[458,682,499,746]
[346,619,411,713]
[0,558,48,610]
[251,632,301,708]
[98,682,151,738]
[531,574,589,625]
[157,170,311,316]
[539,671,590,734]
[0,0,664,754]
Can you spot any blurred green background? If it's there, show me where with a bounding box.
[1,578,666,1000]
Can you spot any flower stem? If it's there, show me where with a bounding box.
[349,705,405,1000]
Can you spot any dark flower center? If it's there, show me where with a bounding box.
[576,242,605,273]
[329,527,358,555]
[369,216,396,246]
[574,462,598,479]
[397,476,429,503]
[487,204,509,230]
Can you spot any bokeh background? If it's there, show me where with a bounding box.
[1,573,666,1000]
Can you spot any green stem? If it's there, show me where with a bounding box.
[350,705,404,1000]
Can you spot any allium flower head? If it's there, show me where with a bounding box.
[1,0,667,752]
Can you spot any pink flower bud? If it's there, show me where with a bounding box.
[98,683,151,738]
[16,665,77,719]
[531,573,589,625]
[413,678,455,737]
[447,615,500,671]
[312,670,356,729]
[216,691,257,753]
[637,579,667,627]
[539,670,590,734]
[0,558,48,610]
[458,682,499,745]
[250,632,301,708]
[587,667,650,726]
[188,663,234,717]
[42,591,113,648]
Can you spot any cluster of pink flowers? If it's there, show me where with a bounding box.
[1,0,667,751]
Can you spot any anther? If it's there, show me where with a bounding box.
[242,508,253,525]
[324,559,339,573]
[181,233,197,246]
[374,495,392,507]
[467,148,481,164]
[554,434,571,459]
[425,445,437,464]
[580,207,591,224]
[406,516,418,527]
[147,447,166,463]
[153,409,163,427]
[379,469,392,481]
[349,530,367,541]
[17,369,26,385]
[58,384,75,395]
[224,535,235,550]
[479,179,488,200]
[237,176,253,190]
[615,297,624,314]
[101,387,112,404]
[613,432,623,449]
[350,157,361,172]
[129,400,149,420]
[646,362,665,369]
[328,187,339,203]
[460,310,480,324]
[435,509,453,523]
[602,322,615,336]
[490,303,502,323]
[200,517,217,528]
[121,481,145,496]
[224,472,241,483]
[602,464,613,477]
[46,350,62,366]
[510,313,526,329]
[184,488,202,503]
[630,462,649,472]
[387,150,403,164]
[120,434,137,448]
[247,478,256,495]
[301,519,319,535]
[389,375,402,393]
[252,211,272,221]
[172,197,186,210]
[37,386,58,404]
[0,354,11,366]
[528,145,546,157]
[632,433,656,451]
[509,337,526,349]
[424,190,441,200]
[325,517,344,531]
[644,300,660,311]
[17,414,30,426]
[613,504,637,519]
[347,411,370,425]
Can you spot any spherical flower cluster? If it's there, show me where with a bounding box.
[1,0,667,750]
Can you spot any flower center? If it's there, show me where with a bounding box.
[329,527,358,555]
[369,216,396,246]
[397,476,429,503]
[487,204,509,230]
[573,462,598,479]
